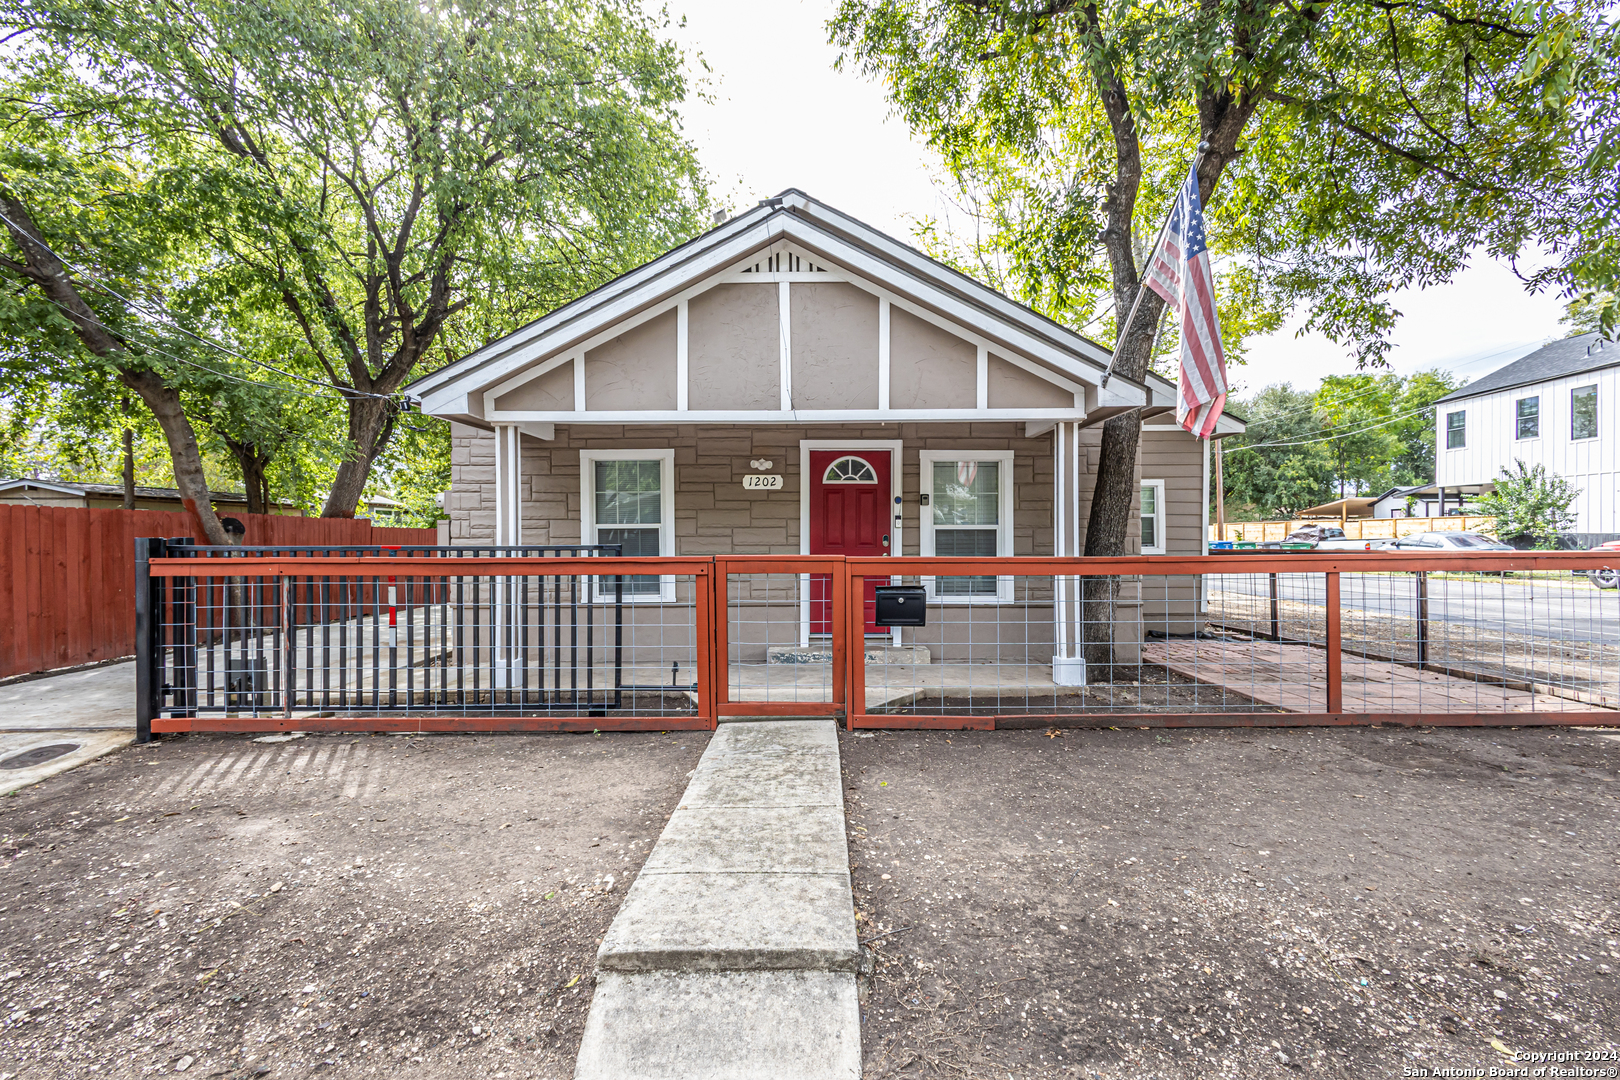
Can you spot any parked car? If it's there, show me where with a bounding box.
[1385,531,1515,551]
[1578,539,1620,589]
[1275,524,1393,552]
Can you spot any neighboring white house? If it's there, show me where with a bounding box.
[1434,332,1620,542]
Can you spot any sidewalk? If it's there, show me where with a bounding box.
[0,660,136,792]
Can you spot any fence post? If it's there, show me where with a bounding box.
[1268,572,1281,642]
[281,574,294,721]
[1414,570,1429,667]
[847,567,866,727]
[693,560,717,729]
[1325,571,1343,715]
[133,537,164,744]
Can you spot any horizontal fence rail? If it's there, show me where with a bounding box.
[133,545,1620,738]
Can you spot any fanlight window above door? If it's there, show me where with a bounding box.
[823,456,878,484]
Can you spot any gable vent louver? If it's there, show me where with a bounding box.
[739,252,828,274]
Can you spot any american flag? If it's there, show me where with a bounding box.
[1142,164,1228,438]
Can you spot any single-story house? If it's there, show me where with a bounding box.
[0,479,303,516]
[408,190,1244,680]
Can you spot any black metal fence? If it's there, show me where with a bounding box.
[133,539,714,740]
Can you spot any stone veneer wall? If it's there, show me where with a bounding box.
[448,421,1124,557]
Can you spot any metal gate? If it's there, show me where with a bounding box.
[135,540,714,737]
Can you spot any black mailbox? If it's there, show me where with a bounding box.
[874,585,926,627]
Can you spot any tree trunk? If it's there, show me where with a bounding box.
[119,368,233,545]
[321,395,396,518]
[1080,410,1148,670]
[121,425,135,510]
[0,189,232,545]
[222,436,271,516]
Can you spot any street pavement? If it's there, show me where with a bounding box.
[1209,572,1620,644]
[0,660,136,792]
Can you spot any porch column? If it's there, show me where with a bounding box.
[1052,421,1086,685]
[491,423,522,689]
[493,423,522,546]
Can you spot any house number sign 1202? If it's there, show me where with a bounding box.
[742,474,783,490]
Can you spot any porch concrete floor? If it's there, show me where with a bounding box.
[1142,639,1614,714]
[727,661,1064,711]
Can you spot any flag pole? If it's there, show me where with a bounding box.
[1098,141,1208,392]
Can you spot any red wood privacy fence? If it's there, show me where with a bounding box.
[0,504,436,680]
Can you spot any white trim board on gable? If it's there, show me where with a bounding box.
[469,240,1088,426]
[410,190,1153,429]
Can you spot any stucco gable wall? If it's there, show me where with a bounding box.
[788,281,879,409]
[888,307,977,410]
[688,284,779,410]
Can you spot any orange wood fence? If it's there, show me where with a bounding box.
[0,504,436,680]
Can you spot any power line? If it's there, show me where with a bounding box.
[1236,401,1441,450]
[0,207,397,402]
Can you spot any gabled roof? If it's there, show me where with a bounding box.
[1436,333,1619,404]
[407,189,1148,413]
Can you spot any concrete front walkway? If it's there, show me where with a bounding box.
[0,661,136,793]
[575,719,861,1079]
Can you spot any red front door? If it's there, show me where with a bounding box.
[809,450,891,635]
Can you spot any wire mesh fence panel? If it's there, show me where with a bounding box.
[1204,566,1620,714]
[149,556,705,722]
[855,572,1301,719]
[135,547,1620,733]
[847,553,1620,727]
[723,572,838,707]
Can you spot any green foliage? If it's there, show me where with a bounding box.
[1,0,711,515]
[1563,294,1616,337]
[831,0,1604,365]
[1219,368,1466,517]
[365,415,453,529]
[1220,385,1336,517]
[1473,460,1579,548]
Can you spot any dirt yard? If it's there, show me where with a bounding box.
[0,729,706,1079]
[842,725,1620,1079]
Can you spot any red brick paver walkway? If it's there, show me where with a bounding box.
[1142,640,1602,714]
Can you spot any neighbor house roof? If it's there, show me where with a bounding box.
[1298,496,1380,518]
[0,479,300,512]
[1435,333,1619,404]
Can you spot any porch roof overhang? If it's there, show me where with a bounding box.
[407,189,1153,430]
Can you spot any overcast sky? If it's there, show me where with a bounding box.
[665,0,1572,398]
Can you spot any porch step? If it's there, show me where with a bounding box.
[767,644,931,665]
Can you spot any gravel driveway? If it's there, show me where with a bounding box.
[0,730,706,1079]
[842,725,1620,1079]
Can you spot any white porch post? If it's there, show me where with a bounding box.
[1053,421,1086,685]
[492,423,522,688]
[493,423,523,547]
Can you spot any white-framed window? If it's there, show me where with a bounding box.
[1515,395,1540,440]
[580,448,675,602]
[1140,479,1167,555]
[918,450,1014,602]
[1572,384,1598,440]
[822,455,879,483]
[1445,410,1466,449]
